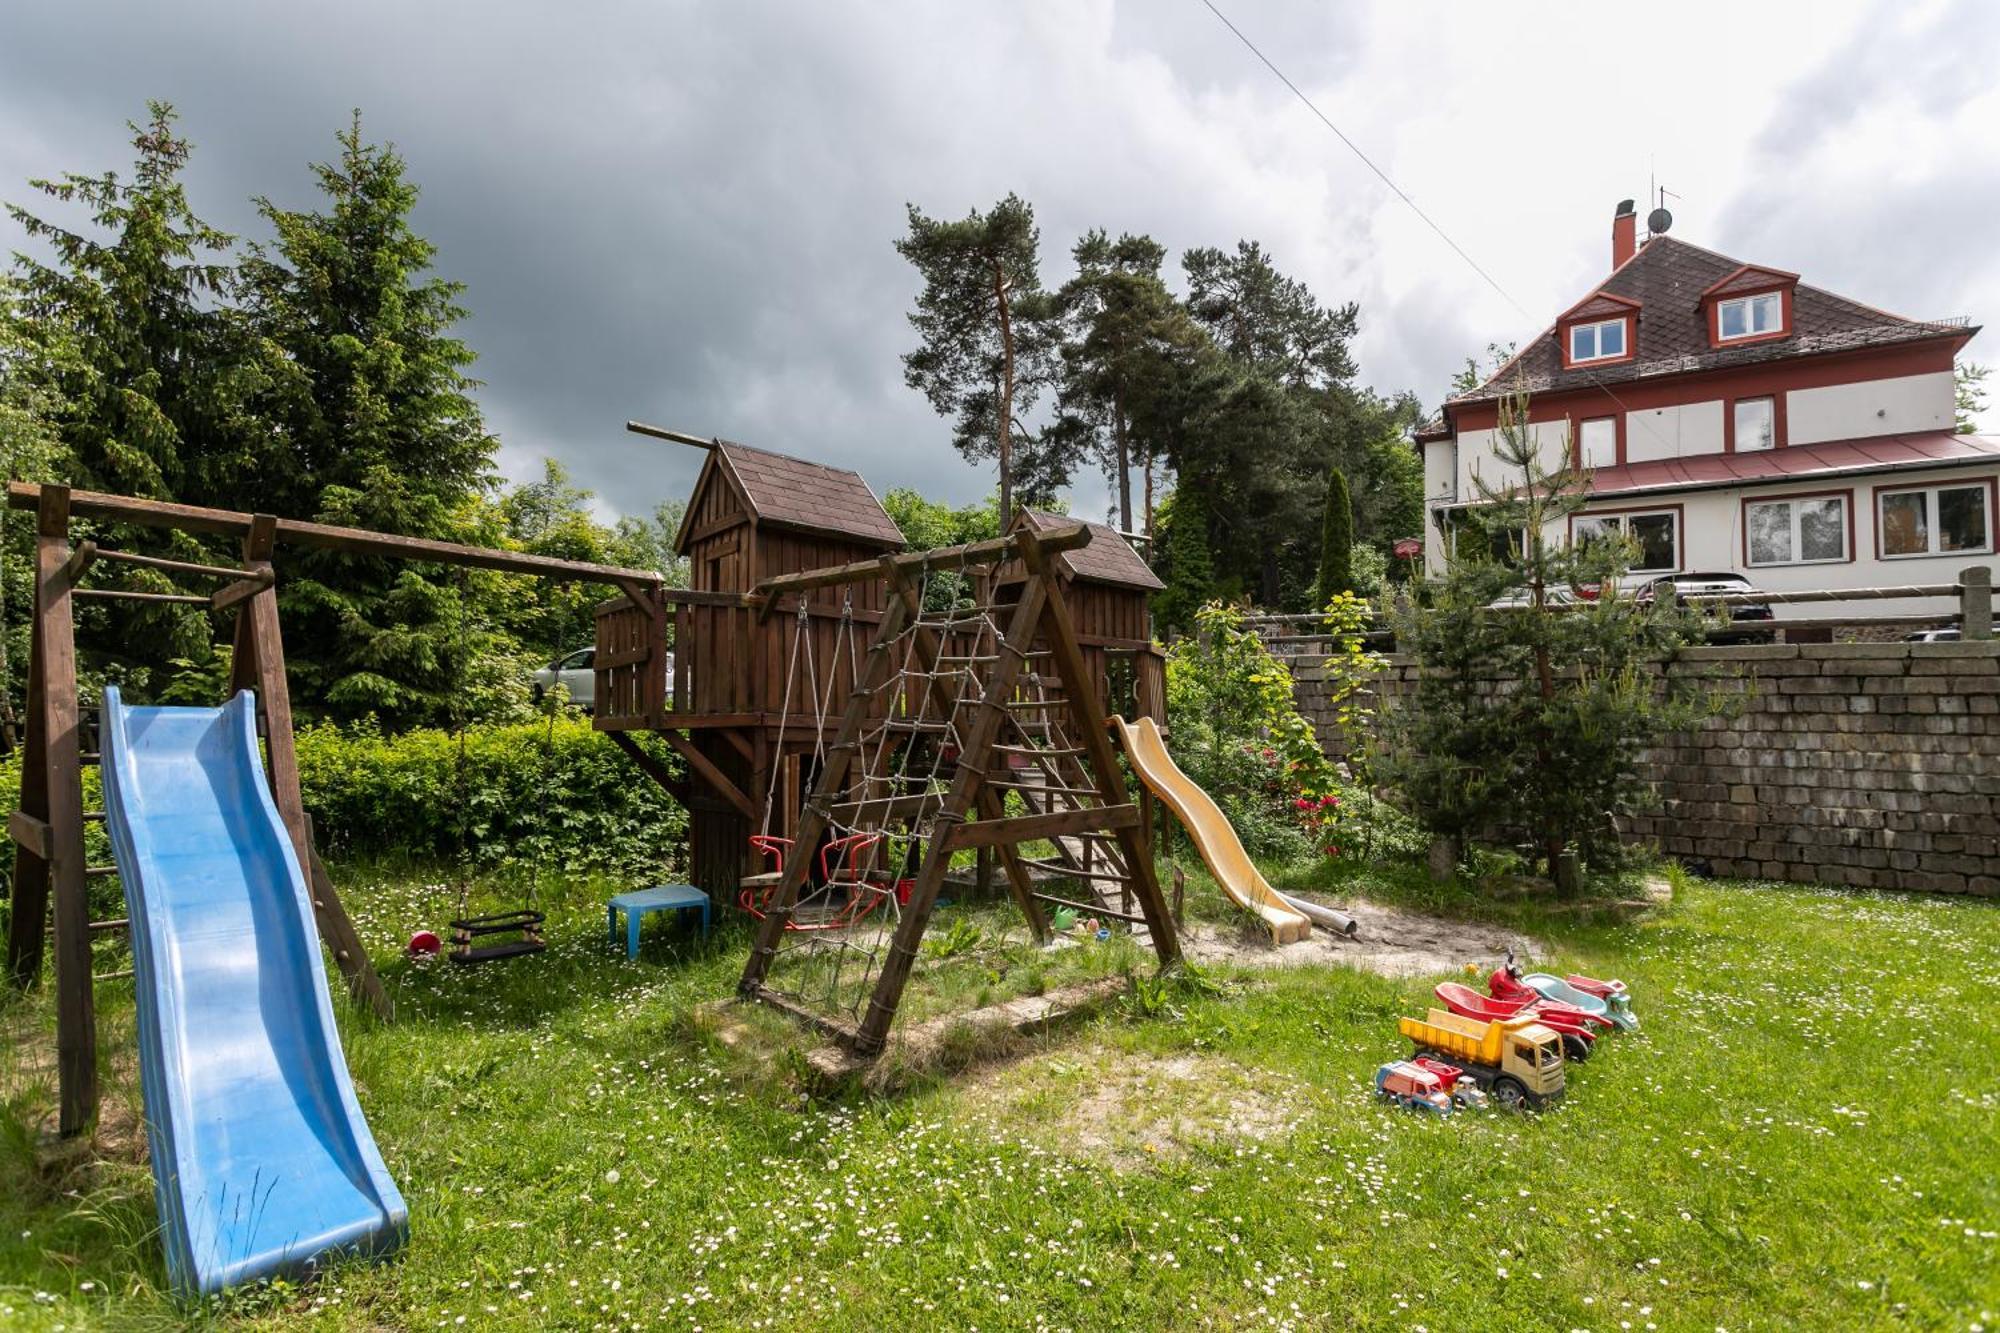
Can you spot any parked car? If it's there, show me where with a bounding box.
[532,647,595,710]
[1905,626,1962,643]
[531,648,676,712]
[1636,572,1775,644]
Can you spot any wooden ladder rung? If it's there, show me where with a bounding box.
[84,864,119,878]
[71,588,213,605]
[89,917,129,932]
[992,743,1084,756]
[1019,857,1130,883]
[1032,892,1147,925]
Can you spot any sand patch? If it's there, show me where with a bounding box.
[1183,896,1544,979]
[960,1043,1309,1168]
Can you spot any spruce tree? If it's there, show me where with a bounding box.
[1377,393,1716,888]
[1152,487,1215,637]
[4,102,249,504]
[240,112,501,725]
[1315,465,1354,606]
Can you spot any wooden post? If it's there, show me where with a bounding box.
[230,514,391,1020]
[1018,532,1181,967]
[1963,565,1994,641]
[11,487,97,1133]
[853,568,1051,1054]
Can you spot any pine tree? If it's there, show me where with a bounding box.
[1050,230,1200,534]
[239,112,501,725]
[895,195,1057,522]
[1315,465,1354,606]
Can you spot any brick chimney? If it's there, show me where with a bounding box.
[1612,198,1637,270]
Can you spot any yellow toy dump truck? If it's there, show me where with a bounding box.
[1398,1009,1566,1109]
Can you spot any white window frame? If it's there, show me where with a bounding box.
[1733,397,1776,452]
[1875,481,1995,560]
[1568,318,1628,364]
[1745,494,1849,567]
[1717,292,1784,342]
[1571,508,1679,574]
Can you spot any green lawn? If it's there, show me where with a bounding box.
[2,865,1997,1330]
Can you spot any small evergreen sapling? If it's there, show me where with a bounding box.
[1378,393,1714,888]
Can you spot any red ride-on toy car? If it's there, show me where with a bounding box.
[1435,982,1595,1061]
[1489,967,1615,1030]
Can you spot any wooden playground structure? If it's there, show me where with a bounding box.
[5,430,1183,1127]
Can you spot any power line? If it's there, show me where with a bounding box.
[1197,0,1528,322]
[1197,0,1674,457]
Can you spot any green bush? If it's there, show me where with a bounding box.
[0,713,689,894]
[294,714,687,877]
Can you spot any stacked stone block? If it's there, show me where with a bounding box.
[1290,641,2000,896]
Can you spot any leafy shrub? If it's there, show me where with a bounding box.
[0,712,689,895]
[294,713,687,877]
[1163,601,1336,859]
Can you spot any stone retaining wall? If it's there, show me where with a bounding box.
[1292,641,2000,896]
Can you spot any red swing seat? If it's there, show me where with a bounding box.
[739,832,895,931]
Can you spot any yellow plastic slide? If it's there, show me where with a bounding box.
[1112,717,1312,946]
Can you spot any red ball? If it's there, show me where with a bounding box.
[407,930,442,957]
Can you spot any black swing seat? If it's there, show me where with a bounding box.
[448,908,547,964]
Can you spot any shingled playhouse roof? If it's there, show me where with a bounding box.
[676,439,904,551]
[1446,235,1975,408]
[1016,509,1164,590]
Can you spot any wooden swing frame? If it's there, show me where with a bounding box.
[736,523,1181,1057]
[2,481,663,1137]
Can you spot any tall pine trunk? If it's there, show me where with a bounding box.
[1113,388,1131,532]
[993,261,1015,521]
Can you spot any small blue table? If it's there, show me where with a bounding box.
[607,884,710,958]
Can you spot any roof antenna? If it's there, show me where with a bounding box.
[1648,185,1678,240]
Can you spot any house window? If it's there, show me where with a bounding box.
[1746,494,1848,566]
[1573,509,1678,572]
[1733,397,1776,452]
[1717,292,1784,341]
[1578,417,1618,469]
[1568,318,1627,364]
[1878,482,1993,558]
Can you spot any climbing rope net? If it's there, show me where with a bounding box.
[752,554,1018,1026]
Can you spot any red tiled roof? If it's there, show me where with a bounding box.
[1018,509,1164,590]
[1449,237,1974,405]
[697,440,902,548]
[1584,431,2000,499]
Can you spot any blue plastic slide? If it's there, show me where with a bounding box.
[100,687,406,1295]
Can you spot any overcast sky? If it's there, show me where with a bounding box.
[4,1,1995,524]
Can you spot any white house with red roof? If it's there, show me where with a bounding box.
[1418,201,1994,618]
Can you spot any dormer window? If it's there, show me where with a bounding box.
[1568,319,1626,364]
[1700,265,1796,347]
[1718,292,1783,341]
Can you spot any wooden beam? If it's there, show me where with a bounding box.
[752,521,1093,606]
[59,540,97,585]
[606,731,691,806]
[7,810,51,860]
[625,420,721,452]
[6,481,664,587]
[945,803,1141,851]
[209,569,274,612]
[660,730,757,820]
